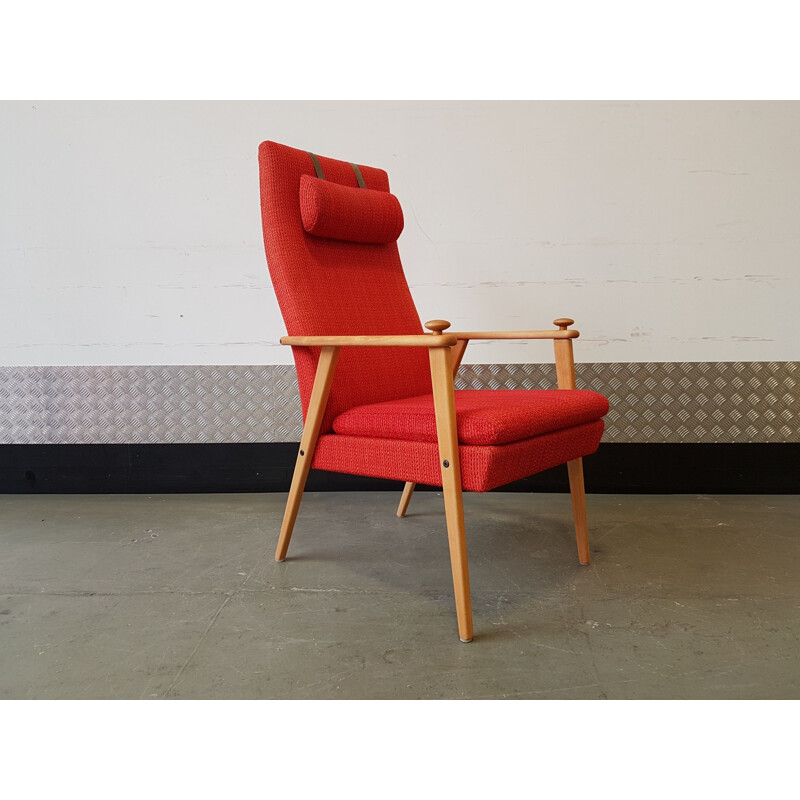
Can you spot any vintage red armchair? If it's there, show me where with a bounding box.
[258,141,609,642]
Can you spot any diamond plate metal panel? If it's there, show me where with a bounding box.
[1,362,797,444]
[457,362,799,443]
[0,365,299,444]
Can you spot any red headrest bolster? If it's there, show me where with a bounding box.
[299,174,404,244]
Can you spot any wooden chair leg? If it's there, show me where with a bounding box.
[567,457,590,565]
[397,338,468,519]
[275,346,340,562]
[396,482,415,517]
[429,345,473,643]
[553,326,591,565]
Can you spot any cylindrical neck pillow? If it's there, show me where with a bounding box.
[299,174,404,244]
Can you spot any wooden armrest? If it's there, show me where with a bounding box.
[280,333,458,347]
[451,329,579,340]
[426,317,580,340]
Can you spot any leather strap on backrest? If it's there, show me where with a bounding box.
[308,151,325,180]
[350,162,366,188]
[308,151,366,187]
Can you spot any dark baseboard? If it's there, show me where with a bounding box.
[0,442,797,494]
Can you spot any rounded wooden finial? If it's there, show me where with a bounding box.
[553,317,574,330]
[425,319,452,334]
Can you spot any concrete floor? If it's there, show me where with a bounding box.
[0,491,798,699]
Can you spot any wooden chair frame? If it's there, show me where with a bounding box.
[276,318,589,643]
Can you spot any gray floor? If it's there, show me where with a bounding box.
[1,491,798,699]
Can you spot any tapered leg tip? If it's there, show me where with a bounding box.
[459,637,473,643]
[275,557,286,562]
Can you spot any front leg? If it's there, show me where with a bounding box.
[275,346,340,561]
[429,343,473,643]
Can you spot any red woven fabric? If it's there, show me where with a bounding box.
[300,174,404,243]
[259,141,431,433]
[313,420,605,492]
[258,140,610,490]
[332,389,609,446]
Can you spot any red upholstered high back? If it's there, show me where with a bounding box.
[258,141,431,431]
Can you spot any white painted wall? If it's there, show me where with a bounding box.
[1,101,797,366]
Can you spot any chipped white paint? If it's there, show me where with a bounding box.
[1,101,798,366]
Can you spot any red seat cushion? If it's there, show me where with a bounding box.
[332,389,609,446]
[313,420,606,492]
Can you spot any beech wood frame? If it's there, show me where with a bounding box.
[275,318,591,643]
